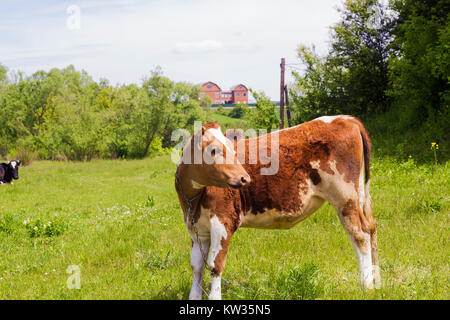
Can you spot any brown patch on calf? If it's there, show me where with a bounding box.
[341,199,370,233]
[204,187,242,231]
[226,129,243,142]
[202,122,220,131]
[212,235,231,276]
[175,183,205,225]
[200,191,240,276]
[341,199,371,249]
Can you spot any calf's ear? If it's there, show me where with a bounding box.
[17,160,21,166]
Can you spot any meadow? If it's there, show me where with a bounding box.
[0,153,448,299]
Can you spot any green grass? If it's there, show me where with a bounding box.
[0,155,448,299]
[206,110,250,130]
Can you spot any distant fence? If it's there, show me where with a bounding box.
[210,102,281,109]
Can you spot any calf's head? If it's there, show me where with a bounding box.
[182,123,250,189]
[8,160,21,180]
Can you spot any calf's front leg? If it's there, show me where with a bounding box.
[189,236,210,300]
[207,215,232,300]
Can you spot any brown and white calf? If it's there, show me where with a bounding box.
[175,116,380,300]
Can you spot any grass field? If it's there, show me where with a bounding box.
[0,154,448,299]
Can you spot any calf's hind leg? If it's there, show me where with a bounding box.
[361,186,381,288]
[370,225,381,288]
[337,199,374,289]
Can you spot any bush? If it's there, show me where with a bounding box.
[7,135,37,165]
[9,146,37,166]
[0,137,9,159]
[216,105,226,115]
[23,217,67,238]
[229,103,248,119]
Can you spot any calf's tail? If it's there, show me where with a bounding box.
[356,119,376,234]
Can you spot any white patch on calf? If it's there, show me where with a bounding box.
[358,164,365,212]
[208,128,234,154]
[241,179,325,229]
[310,160,357,208]
[189,239,210,300]
[315,115,354,123]
[349,232,374,289]
[188,206,213,300]
[209,276,222,300]
[208,216,228,269]
[10,161,16,169]
[187,206,211,240]
[207,215,228,301]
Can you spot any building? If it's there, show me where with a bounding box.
[199,81,249,105]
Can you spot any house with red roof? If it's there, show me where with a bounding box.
[199,82,249,105]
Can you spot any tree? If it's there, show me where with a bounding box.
[388,0,450,127]
[0,64,7,85]
[290,45,334,123]
[131,69,205,157]
[291,0,395,123]
[0,63,206,160]
[328,0,395,116]
[247,90,279,131]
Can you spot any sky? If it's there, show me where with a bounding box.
[0,0,343,101]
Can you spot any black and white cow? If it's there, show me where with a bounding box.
[0,160,21,184]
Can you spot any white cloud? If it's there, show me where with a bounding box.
[173,40,224,54]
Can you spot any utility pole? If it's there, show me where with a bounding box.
[285,84,292,127]
[280,58,285,129]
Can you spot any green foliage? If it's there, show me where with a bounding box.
[8,145,37,166]
[144,251,172,271]
[206,110,250,131]
[290,45,332,123]
[228,103,248,119]
[215,105,226,115]
[274,263,324,300]
[143,196,156,208]
[0,64,7,84]
[200,94,212,110]
[417,198,442,214]
[291,0,394,123]
[328,0,394,116]
[289,0,449,162]
[386,0,450,150]
[246,90,280,131]
[23,217,67,238]
[0,213,16,235]
[0,66,205,160]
